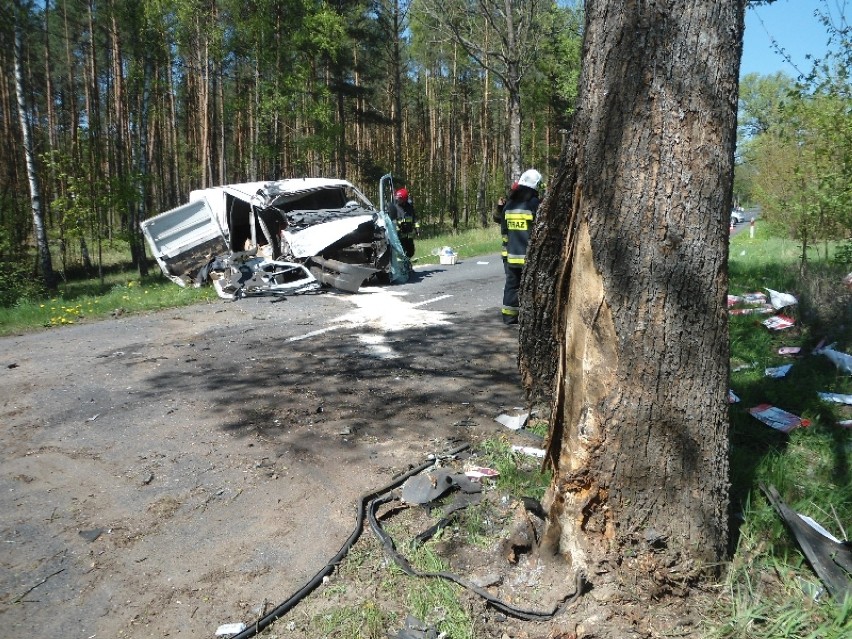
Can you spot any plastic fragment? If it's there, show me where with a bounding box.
[814,343,852,375]
[511,445,545,458]
[495,412,529,430]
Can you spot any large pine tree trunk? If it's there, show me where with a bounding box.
[520,0,742,590]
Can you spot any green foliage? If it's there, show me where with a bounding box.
[0,260,46,309]
[737,7,852,266]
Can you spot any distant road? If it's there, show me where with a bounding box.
[731,209,759,238]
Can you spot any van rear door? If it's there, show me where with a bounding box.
[141,198,229,287]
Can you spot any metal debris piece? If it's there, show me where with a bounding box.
[762,484,852,601]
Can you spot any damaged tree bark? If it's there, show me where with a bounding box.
[520,0,742,592]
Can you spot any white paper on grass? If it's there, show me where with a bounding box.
[765,364,793,378]
[511,445,545,458]
[818,392,852,405]
[815,343,852,375]
[765,287,799,310]
[495,412,529,430]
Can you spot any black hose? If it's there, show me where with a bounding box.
[367,494,587,621]
[229,443,470,639]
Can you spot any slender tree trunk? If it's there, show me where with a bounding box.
[391,0,404,178]
[13,1,56,290]
[520,0,742,592]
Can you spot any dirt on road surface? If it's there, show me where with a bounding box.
[0,264,557,637]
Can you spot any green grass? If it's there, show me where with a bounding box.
[411,225,501,265]
[0,272,216,336]
[718,224,852,638]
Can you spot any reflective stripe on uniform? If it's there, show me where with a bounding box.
[507,254,525,265]
[501,306,519,316]
[505,211,533,231]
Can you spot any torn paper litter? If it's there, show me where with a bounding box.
[749,404,810,433]
[818,392,852,405]
[763,315,795,331]
[495,412,529,430]
[765,287,798,310]
[511,445,545,458]
[765,364,793,379]
[814,343,852,375]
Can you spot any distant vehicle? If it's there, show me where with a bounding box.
[730,209,745,225]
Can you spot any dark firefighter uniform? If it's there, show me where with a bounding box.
[390,188,417,258]
[500,169,541,324]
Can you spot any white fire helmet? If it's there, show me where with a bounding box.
[517,169,542,190]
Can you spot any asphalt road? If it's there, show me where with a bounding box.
[0,252,523,638]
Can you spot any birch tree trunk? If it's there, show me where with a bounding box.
[520,0,742,591]
[13,1,56,290]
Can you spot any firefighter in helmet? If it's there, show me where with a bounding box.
[389,187,418,258]
[500,169,541,325]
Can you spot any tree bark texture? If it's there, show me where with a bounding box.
[520,0,743,587]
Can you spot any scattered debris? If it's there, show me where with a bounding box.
[6,362,18,369]
[748,404,810,433]
[818,392,852,405]
[511,445,546,458]
[464,466,499,480]
[765,287,798,310]
[765,364,793,379]
[761,484,852,601]
[438,246,458,265]
[389,615,440,639]
[86,414,100,422]
[763,315,796,331]
[838,420,852,429]
[12,568,65,604]
[495,412,529,431]
[400,469,481,505]
[728,292,774,315]
[78,528,104,543]
[215,622,247,636]
[814,343,852,375]
[728,389,741,404]
[778,346,802,357]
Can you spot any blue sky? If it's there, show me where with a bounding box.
[741,0,847,78]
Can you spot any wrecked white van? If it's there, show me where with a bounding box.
[141,175,410,299]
